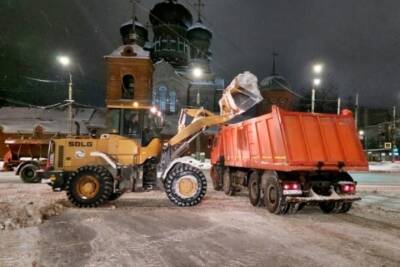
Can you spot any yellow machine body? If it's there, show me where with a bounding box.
[52,135,161,172]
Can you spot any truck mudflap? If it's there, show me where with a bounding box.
[285,188,361,203]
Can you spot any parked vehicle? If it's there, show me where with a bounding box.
[2,138,48,183]
[211,106,368,215]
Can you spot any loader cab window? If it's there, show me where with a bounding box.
[107,109,162,145]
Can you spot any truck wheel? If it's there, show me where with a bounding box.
[210,165,223,191]
[319,202,342,213]
[340,202,352,213]
[66,166,113,208]
[164,164,207,207]
[20,164,40,183]
[264,176,289,215]
[248,172,260,206]
[223,168,235,196]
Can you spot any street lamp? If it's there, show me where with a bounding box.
[313,64,323,74]
[192,67,204,79]
[57,55,74,136]
[311,78,321,113]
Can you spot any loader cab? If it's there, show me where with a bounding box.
[107,103,163,146]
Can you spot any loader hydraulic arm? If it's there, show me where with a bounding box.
[160,71,263,168]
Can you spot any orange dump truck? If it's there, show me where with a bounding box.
[210,106,368,215]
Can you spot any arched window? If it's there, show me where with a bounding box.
[169,91,176,113]
[121,74,134,99]
[158,86,167,112]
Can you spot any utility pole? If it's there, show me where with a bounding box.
[337,97,341,115]
[392,106,396,162]
[311,88,315,113]
[196,89,201,159]
[67,72,73,136]
[355,93,359,129]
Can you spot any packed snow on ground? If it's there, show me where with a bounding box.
[368,161,400,172]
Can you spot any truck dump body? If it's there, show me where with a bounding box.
[212,106,368,172]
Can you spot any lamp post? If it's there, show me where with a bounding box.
[57,56,73,136]
[191,67,204,159]
[311,63,323,113]
[311,78,321,113]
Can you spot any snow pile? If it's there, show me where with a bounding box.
[0,200,68,231]
[368,162,400,173]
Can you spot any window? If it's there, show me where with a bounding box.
[169,91,176,113]
[152,86,178,114]
[121,74,134,99]
[159,86,167,112]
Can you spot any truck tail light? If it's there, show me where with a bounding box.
[282,182,302,195]
[339,182,356,194]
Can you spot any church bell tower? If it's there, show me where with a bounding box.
[104,0,153,105]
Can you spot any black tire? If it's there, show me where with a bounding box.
[223,168,235,196]
[264,176,289,215]
[319,201,342,214]
[109,192,123,201]
[210,165,223,191]
[248,172,261,206]
[66,165,113,208]
[340,202,353,213]
[19,164,40,183]
[164,164,207,207]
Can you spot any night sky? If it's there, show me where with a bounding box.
[1,0,399,107]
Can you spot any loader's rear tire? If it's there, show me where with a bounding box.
[248,172,261,206]
[264,176,289,215]
[66,166,113,208]
[223,168,235,196]
[164,164,207,207]
[20,164,40,183]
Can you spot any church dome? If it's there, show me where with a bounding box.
[120,19,149,47]
[187,22,212,41]
[260,75,291,91]
[150,0,193,28]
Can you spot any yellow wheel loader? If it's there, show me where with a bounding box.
[37,72,262,208]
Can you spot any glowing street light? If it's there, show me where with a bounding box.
[192,67,204,79]
[313,78,322,87]
[313,63,323,74]
[57,56,71,67]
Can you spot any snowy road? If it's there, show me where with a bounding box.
[0,172,400,267]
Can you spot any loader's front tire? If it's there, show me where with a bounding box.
[164,164,207,207]
[66,166,113,208]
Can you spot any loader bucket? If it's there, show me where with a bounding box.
[219,71,263,117]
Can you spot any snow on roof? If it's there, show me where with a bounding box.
[106,44,150,59]
[188,22,212,33]
[0,107,106,134]
[120,19,145,29]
